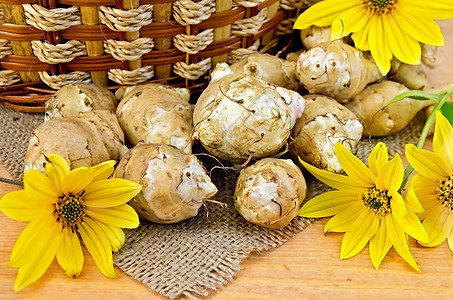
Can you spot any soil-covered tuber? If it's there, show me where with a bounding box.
[295,40,383,102]
[192,72,305,164]
[116,83,193,154]
[25,110,126,173]
[345,81,434,137]
[290,95,363,173]
[45,82,117,120]
[113,143,218,224]
[234,158,306,229]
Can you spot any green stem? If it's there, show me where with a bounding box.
[399,89,453,191]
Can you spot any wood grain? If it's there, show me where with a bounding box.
[1,18,453,300]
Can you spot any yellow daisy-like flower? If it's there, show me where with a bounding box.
[406,110,453,250]
[299,142,428,270]
[0,154,142,291]
[293,0,453,75]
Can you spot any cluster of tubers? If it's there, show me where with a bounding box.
[24,29,439,229]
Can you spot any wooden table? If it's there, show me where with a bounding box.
[2,19,453,300]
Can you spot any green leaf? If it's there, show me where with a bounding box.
[440,102,453,125]
[385,90,439,108]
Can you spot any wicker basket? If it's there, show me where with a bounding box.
[0,0,310,112]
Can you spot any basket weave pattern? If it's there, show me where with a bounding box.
[0,0,306,112]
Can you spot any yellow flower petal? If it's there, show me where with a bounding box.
[84,204,139,229]
[385,213,420,271]
[324,203,364,234]
[91,160,116,182]
[394,12,444,47]
[369,216,392,270]
[45,154,70,196]
[375,154,404,192]
[78,217,117,278]
[368,14,392,75]
[404,181,425,214]
[23,169,59,203]
[0,190,53,221]
[9,215,57,268]
[406,144,452,180]
[394,203,429,244]
[293,0,360,29]
[299,190,358,218]
[383,14,421,65]
[334,142,376,187]
[340,209,379,259]
[61,167,95,196]
[83,179,142,208]
[447,230,453,253]
[95,221,125,252]
[422,205,453,247]
[433,110,453,170]
[56,228,84,277]
[299,158,366,193]
[410,174,441,211]
[13,220,61,291]
[367,143,388,177]
[390,192,407,218]
[351,22,371,51]
[400,0,453,20]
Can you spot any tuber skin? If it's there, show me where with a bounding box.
[390,59,432,91]
[296,40,383,102]
[421,44,438,68]
[192,70,305,164]
[45,82,117,120]
[299,25,332,50]
[25,110,126,173]
[290,95,363,173]
[345,80,434,137]
[228,53,300,91]
[113,143,218,224]
[116,83,193,154]
[234,158,307,229]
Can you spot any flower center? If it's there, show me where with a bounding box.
[362,186,391,217]
[364,0,396,14]
[56,195,84,227]
[438,176,453,210]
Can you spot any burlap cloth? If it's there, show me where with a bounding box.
[0,102,425,299]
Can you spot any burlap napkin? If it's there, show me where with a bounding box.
[0,102,424,299]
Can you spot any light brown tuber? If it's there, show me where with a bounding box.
[290,95,363,173]
[345,80,434,137]
[45,82,117,120]
[113,143,218,224]
[234,158,306,229]
[25,110,126,173]
[296,40,383,102]
[116,83,193,154]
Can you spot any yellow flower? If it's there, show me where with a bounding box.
[0,154,142,291]
[406,111,453,250]
[299,142,428,270]
[293,0,453,75]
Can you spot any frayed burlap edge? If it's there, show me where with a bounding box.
[0,102,425,299]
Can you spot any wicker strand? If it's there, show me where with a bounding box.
[0,39,13,60]
[0,70,21,86]
[0,6,4,24]
[104,38,154,61]
[231,7,267,36]
[38,71,91,89]
[173,29,214,55]
[99,5,153,32]
[227,39,260,64]
[22,4,81,31]
[31,40,86,64]
[280,0,304,10]
[233,0,266,8]
[173,0,215,26]
[108,66,154,85]
[173,58,211,80]
[276,18,296,35]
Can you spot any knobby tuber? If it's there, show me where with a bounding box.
[234,158,307,229]
[113,144,218,224]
